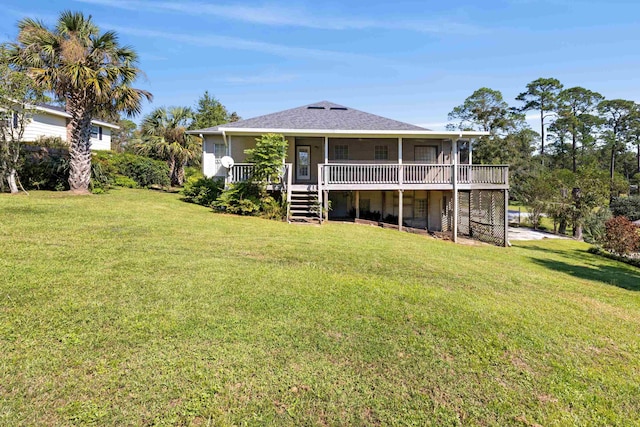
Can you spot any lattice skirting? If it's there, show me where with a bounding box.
[458,190,507,246]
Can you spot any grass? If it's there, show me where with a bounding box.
[1,189,639,426]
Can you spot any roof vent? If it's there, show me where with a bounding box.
[330,107,348,111]
[307,106,326,110]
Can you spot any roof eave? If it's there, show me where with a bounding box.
[191,128,489,138]
[34,105,119,128]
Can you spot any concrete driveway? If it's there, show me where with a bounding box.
[509,226,571,241]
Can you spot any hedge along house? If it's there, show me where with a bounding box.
[188,101,510,246]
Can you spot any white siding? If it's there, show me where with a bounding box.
[202,135,228,178]
[90,126,112,151]
[22,112,67,142]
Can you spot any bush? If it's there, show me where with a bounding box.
[18,147,69,191]
[109,153,170,188]
[181,176,223,207]
[583,208,612,244]
[610,196,640,221]
[32,136,68,149]
[261,195,286,220]
[113,175,138,188]
[588,246,640,269]
[213,182,262,216]
[603,216,640,256]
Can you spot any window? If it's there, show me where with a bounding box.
[414,146,437,163]
[334,145,349,161]
[415,199,427,218]
[374,145,388,161]
[91,125,102,140]
[213,143,226,158]
[12,112,18,129]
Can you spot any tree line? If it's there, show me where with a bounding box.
[448,79,639,240]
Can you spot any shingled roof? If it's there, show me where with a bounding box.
[191,101,429,133]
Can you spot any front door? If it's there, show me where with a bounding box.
[296,146,311,180]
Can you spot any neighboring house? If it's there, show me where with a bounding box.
[20,103,118,150]
[188,101,509,246]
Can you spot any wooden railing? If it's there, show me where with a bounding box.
[457,165,508,185]
[324,163,399,184]
[321,164,507,186]
[229,163,508,187]
[403,164,452,184]
[228,163,292,187]
[228,163,254,184]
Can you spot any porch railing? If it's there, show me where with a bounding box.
[229,163,508,187]
[320,164,508,186]
[457,165,508,186]
[228,163,292,187]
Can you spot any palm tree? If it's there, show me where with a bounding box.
[8,11,151,193]
[138,107,201,186]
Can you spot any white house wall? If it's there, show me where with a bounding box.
[90,127,111,151]
[23,112,67,142]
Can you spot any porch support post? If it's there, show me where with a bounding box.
[468,139,473,165]
[323,190,329,222]
[398,190,404,231]
[355,190,360,219]
[452,139,458,242]
[324,136,329,165]
[398,137,403,188]
[504,189,509,247]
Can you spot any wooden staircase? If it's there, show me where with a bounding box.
[288,189,321,223]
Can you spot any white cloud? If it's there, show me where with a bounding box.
[105,24,374,62]
[74,0,486,35]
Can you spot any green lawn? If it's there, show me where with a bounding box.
[1,189,639,426]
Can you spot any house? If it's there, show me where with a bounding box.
[20,103,118,150]
[188,101,509,246]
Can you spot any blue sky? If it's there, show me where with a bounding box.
[2,0,640,130]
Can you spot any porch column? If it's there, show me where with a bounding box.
[355,190,360,219]
[504,189,510,247]
[323,190,329,222]
[398,137,403,187]
[398,190,403,231]
[468,140,473,165]
[324,136,329,165]
[226,134,233,186]
[452,139,458,242]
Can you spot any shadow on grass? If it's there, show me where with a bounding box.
[529,257,640,291]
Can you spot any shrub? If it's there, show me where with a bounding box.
[583,208,612,244]
[610,196,640,221]
[181,176,223,207]
[213,182,262,216]
[602,216,640,256]
[19,147,69,191]
[261,195,286,220]
[32,135,68,149]
[113,175,138,188]
[109,153,170,188]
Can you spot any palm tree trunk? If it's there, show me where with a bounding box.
[170,161,185,186]
[67,105,93,193]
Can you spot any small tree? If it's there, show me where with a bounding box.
[245,133,288,186]
[603,216,640,255]
[0,46,40,193]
